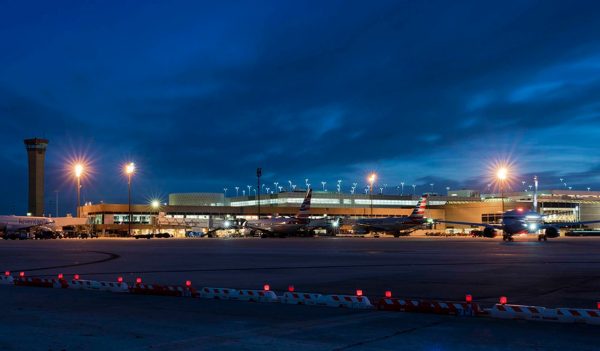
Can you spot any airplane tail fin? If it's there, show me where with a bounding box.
[296,188,312,221]
[409,195,428,219]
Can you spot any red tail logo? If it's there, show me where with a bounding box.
[409,195,428,219]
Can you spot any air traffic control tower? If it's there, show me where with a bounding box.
[24,138,48,216]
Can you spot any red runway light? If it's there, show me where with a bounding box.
[499,296,507,305]
[136,277,142,284]
[74,274,80,280]
[263,284,270,291]
[597,302,600,310]
[185,280,192,287]
[356,289,363,296]
[288,285,295,292]
[4,271,9,277]
[117,276,123,283]
[466,294,473,303]
[19,272,25,277]
[58,273,64,279]
[385,291,392,298]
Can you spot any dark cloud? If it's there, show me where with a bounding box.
[1,0,600,213]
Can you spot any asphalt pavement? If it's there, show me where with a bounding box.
[1,236,599,350]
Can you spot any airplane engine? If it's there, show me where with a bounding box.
[545,227,560,238]
[483,226,497,238]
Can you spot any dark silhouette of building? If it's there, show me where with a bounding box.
[24,138,48,216]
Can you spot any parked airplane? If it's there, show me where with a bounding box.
[350,195,429,237]
[244,189,313,237]
[436,208,600,241]
[0,215,55,238]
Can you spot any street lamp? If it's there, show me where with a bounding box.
[235,186,239,196]
[368,173,376,216]
[74,163,84,217]
[151,199,160,234]
[125,162,135,236]
[223,187,228,196]
[430,183,434,193]
[288,180,292,191]
[321,181,326,192]
[400,182,405,196]
[412,184,416,195]
[496,167,508,214]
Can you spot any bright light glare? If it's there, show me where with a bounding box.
[125,162,135,175]
[74,163,84,178]
[368,173,376,184]
[496,167,508,180]
[151,200,160,209]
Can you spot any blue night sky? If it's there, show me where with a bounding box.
[1,0,600,215]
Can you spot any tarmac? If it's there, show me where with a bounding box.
[1,236,599,350]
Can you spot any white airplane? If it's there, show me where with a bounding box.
[436,208,600,241]
[350,195,429,237]
[0,215,55,237]
[244,189,312,237]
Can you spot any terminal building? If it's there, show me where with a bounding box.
[79,189,600,236]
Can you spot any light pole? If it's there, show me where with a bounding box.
[369,173,376,216]
[278,186,283,192]
[151,200,160,234]
[125,162,135,236]
[274,182,279,192]
[446,186,450,194]
[288,180,292,192]
[235,186,239,197]
[257,168,262,219]
[337,180,342,193]
[321,181,326,192]
[430,183,434,193]
[401,182,404,196]
[223,187,228,197]
[74,163,84,217]
[292,184,297,191]
[412,184,416,195]
[54,190,59,217]
[247,185,251,197]
[497,167,508,214]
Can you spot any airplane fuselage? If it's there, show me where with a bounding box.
[353,217,424,233]
[0,216,55,233]
[501,210,544,235]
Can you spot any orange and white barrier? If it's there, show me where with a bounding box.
[236,289,279,303]
[14,277,67,289]
[555,308,600,325]
[130,283,196,297]
[419,300,483,316]
[281,292,323,305]
[377,298,421,312]
[489,304,546,321]
[68,279,129,293]
[0,276,14,285]
[317,294,373,309]
[200,287,239,300]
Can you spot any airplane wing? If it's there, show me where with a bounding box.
[434,219,503,229]
[540,220,600,229]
